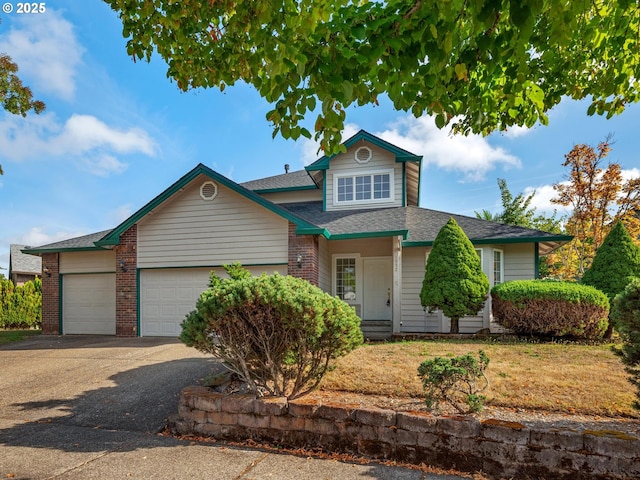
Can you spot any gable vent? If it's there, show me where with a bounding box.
[200,181,218,201]
[355,146,372,164]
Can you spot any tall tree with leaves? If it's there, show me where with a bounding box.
[104,0,640,155]
[548,138,640,280]
[421,218,489,334]
[475,178,563,232]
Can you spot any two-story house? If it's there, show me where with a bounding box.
[24,131,570,338]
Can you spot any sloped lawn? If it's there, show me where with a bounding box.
[319,339,637,418]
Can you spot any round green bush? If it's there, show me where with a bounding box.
[491,280,609,339]
[180,264,363,399]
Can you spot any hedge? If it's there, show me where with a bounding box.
[0,278,42,329]
[491,280,609,339]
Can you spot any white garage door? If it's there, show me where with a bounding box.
[140,268,211,337]
[63,274,116,335]
[140,266,288,337]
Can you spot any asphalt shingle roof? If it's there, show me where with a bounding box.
[23,230,114,253]
[240,170,316,191]
[9,244,42,274]
[281,202,569,253]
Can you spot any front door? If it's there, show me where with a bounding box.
[363,257,392,320]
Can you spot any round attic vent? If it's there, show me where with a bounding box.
[355,146,372,164]
[200,181,218,200]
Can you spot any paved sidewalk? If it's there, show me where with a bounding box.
[0,336,468,479]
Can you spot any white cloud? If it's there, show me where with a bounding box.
[501,125,532,139]
[0,112,157,175]
[0,10,84,100]
[108,204,133,225]
[17,227,87,248]
[377,115,521,182]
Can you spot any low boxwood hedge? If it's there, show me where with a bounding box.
[491,280,609,339]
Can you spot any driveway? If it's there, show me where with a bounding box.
[0,335,466,480]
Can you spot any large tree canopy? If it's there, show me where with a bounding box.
[104,0,640,154]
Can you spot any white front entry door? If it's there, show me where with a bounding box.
[363,257,392,320]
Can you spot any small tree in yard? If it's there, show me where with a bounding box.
[420,218,489,334]
[180,264,363,399]
[418,350,490,413]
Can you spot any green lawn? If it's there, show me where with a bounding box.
[0,329,41,346]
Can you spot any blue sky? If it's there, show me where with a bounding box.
[2,1,640,273]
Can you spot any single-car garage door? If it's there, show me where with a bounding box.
[63,273,116,335]
[140,268,211,337]
[140,265,288,337]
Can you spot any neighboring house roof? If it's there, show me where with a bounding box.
[9,244,42,274]
[281,202,571,254]
[23,230,114,254]
[240,169,317,192]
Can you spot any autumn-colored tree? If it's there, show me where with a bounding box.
[105,0,640,155]
[547,139,640,280]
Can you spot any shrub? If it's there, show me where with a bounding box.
[420,218,489,333]
[0,278,42,329]
[180,264,363,399]
[491,280,609,339]
[582,222,640,337]
[417,350,490,413]
[611,277,640,410]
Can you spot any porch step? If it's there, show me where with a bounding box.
[361,321,392,341]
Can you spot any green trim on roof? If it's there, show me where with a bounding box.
[96,163,316,247]
[329,230,409,240]
[23,246,111,254]
[403,234,573,248]
[296,227,331,237]
[253,185,318,194]
[306,130,422,172]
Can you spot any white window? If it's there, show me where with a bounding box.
[336,257,357,301]
[493,249,503,285]
[334,169,393,205]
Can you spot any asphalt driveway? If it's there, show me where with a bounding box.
[0,335,216,433]
[0,335,466,480]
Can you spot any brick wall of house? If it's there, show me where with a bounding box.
[287,222,319,285]
[115,225,137,337]
[41,253,60,335]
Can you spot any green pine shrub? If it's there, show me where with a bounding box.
[420,218,489,333]
[582,221,640,336]
[417,350,490,413]
[0,278,42,329]
[180,264,363,399]
[491,280,609,339]
[611,278,640,410]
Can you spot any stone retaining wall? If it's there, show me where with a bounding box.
[169,386,639,479]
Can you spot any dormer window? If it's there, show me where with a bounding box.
[335,169,393,204]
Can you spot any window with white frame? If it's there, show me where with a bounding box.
[335,257,357,301]
[493,249,503,285]
[334,169,393,204]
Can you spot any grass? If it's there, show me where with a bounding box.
[0,329,41,346]
[319,339,638,418]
